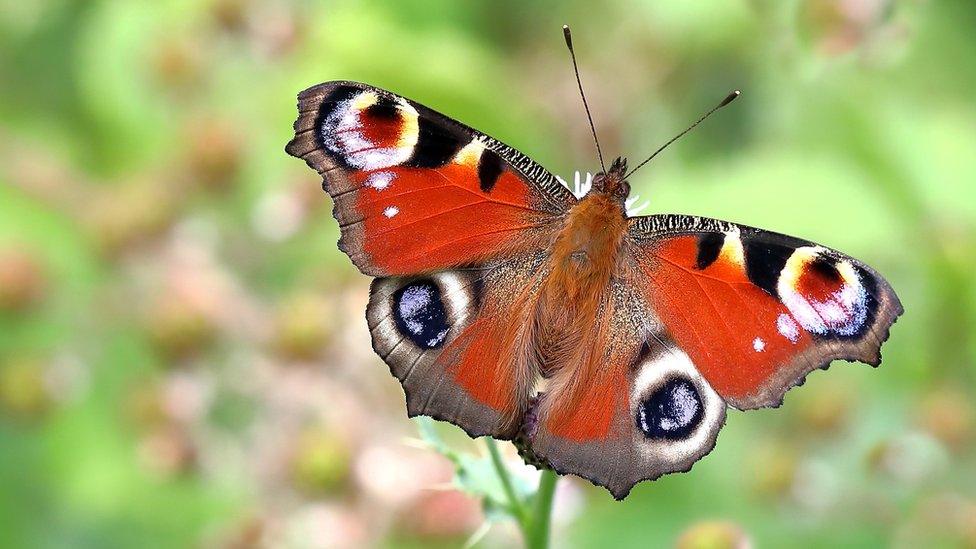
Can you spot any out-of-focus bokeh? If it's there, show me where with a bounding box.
[1,0,974,547]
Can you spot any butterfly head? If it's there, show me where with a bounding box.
[592,156,631,203]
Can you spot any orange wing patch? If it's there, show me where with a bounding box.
[641,234,816,402]
[447,316,519,414]
[351,165,543,275]
[524,281,729,500]
[544,366,626,442]
[645,236,810,399]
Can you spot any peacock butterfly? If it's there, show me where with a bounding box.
[284,27,902,499]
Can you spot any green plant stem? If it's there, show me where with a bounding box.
[526,469,558,549]
[486,438,528,526]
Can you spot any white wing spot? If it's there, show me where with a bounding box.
[753,337,766,352]
[367,171,394,190]
[777,313,800,343]
[383,206,399,218]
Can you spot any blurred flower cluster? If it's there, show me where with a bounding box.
[1,0,974,547]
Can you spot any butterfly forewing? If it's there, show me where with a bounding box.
[286,81,575,277]
[627,214,903,409]
[519,214,901,498]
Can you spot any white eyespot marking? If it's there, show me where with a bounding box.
[630,347,725,464]
[778,248,869,336]
[556,171,649,215]
[351,90,378,110]
[394,285,451,348]
[321,91,419,170]
[777,313,800,343]
[647,382,699,433]
[753,337,765,352]
[383,206,399,218]
[366,171,394,190]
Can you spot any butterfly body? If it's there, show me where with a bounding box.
[287,80,902,499]
[544,188,624,322]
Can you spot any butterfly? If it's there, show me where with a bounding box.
[284,31,902,500]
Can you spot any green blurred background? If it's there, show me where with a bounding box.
[1,0,975,547]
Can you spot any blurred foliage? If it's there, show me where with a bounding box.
[1,0,975,547]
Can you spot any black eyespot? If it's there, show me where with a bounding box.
[392,280,451,349]
[636,378,704,440]
[315,85,360,150]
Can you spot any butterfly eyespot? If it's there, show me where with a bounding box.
[777,249,872,338]
[318,87,420,171]
[392,280,451,349]
[636,377,704,440]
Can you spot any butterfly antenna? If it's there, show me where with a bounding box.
[563,25,607,174]
[624,90,740,180]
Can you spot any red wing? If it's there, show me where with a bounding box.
[524,283,728,500]
[367,255,548,439]
[286,81,575,276]
[628,215,903,409]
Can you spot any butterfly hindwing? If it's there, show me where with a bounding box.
[367,254,549,439]
[628,214,903,409]
[286,81,576,277]
[524,281,727,499]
